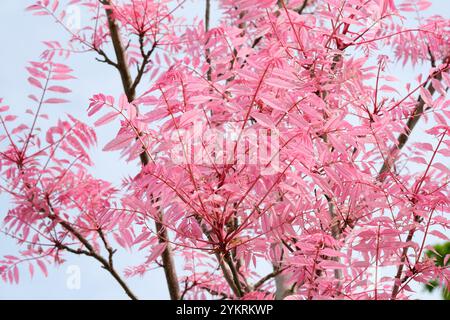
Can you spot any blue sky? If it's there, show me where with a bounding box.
[0,0,448,299]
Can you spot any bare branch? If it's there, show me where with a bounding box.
[95,48,119,68]
[205,0,211,32]
[295,0,309,14]
[98,0,181,300]
[254,267,287,290]
[130,37,157,95]
[47,211,138,300]
[101,0,136,100]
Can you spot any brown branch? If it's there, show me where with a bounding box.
[95,48,119,68]
[130,36,157,95]
[98,227,116,267]
[391,131,446,299]
[378,70,446,181]
[224,252,245,296]
[47,212,138,300]
[205,0,211,32]
[254,267,286,290]
[155,216,181,300]
[19,171,137,299]
[201,1,246,296]
[101,0,135,100]
[295,0,309,14]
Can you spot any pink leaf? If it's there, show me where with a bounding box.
[28,77,43,89]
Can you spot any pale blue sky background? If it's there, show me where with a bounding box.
[0,0,448,299]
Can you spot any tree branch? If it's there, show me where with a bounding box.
[101,0,135,100]
[47,211,138,300]
[95,48,119,68]
[224,252,245,296]
[130,36,157,95]
[155,215,181,300]
[98,227,116,267]
[254,267,286,290]
[205,0,211,32]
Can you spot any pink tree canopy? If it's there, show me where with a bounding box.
[1,0,450,300]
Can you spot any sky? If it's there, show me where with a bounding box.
[0,0,448,300]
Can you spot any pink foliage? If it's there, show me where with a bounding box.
[1,0,450,300]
